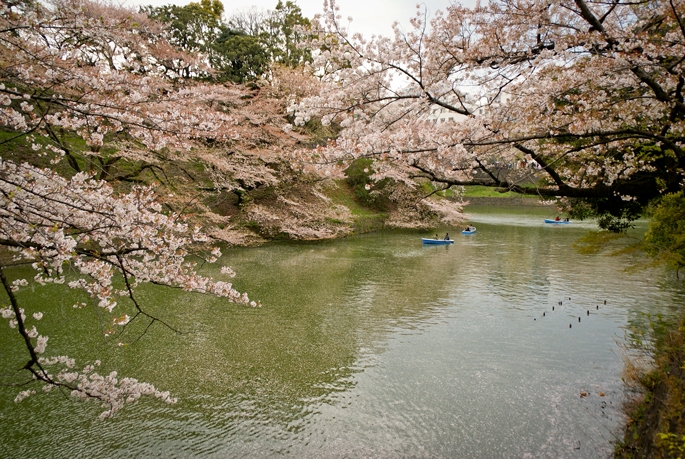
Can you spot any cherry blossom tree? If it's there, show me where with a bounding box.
[291,0,685,231]
[0,161,259,419]
[0,0,260,418]
[1,0,246,174]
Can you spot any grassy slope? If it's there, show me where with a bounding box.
[322,179,390,233]
[615,317,685,458]
[462,185,539,198]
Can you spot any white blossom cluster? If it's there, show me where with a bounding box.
[0,159,258,417]
[0,0,242,163]
[0,0,272,419]
[288,0,684,206]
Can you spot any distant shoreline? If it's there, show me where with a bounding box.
[460,196,556,208]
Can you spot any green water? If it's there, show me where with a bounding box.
[1,207,683,458]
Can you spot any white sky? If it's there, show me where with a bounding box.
[124,0,479,39]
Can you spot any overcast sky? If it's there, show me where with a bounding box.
[124,0,479,39]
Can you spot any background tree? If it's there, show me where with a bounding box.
[211,28,269,83]
[260,1,312,67]
[147,1,312,82]
[227,5,269,36]
[145,0,224,52]
[290,0,685,232]
[143,0,224,78]
[226,1,313,69]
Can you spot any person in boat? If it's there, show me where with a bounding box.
[435,234,439,240]
[444,233,450,240]
[564,217,569,222]
[555,216,561,221]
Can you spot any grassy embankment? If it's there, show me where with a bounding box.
[321,179,390,234]
[462,185,539,198]
[615,315,685,458]
[0,129,394,240]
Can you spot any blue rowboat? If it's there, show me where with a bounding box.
[422,238,454,244]
[462,227,477,234]
[544,219,571,224]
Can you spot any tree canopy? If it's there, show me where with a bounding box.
[260,1,312,67]
[145,0,313,83]
[290,0,685,231]
[211,28,269,83]
[145,0,224,53]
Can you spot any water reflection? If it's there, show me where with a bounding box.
[1,208,683,458]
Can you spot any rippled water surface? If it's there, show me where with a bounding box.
[1,207,684,458]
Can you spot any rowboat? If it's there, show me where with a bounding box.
[422,238,454,244]
[544,219,571,224]
[462,227,477,234]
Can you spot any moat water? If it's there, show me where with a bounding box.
[1,207,683,458]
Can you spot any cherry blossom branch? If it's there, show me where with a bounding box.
[0,267,45,376]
